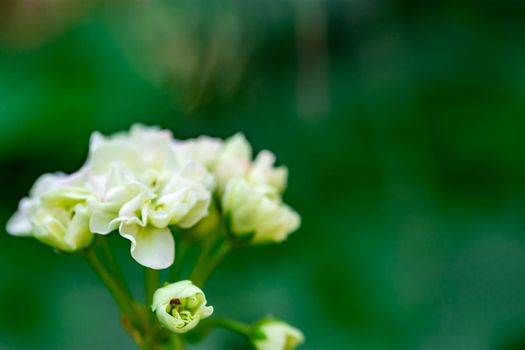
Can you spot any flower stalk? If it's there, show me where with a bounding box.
[209,317,251,336]
[144,267,159,306]
[190,239,231,287]
[84,248,142,330]
[170,239,191,281]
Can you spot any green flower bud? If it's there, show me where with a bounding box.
[151,280,213,334]
[251,319,304,350]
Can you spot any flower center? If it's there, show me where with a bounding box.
[165,294,204,321]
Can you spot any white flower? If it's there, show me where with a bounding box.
[252,319,304,350]
[173,135,223,170]
[151,280,213,334]
[222,179,300,244]
[6,171,94,252]
[86,125,212,269]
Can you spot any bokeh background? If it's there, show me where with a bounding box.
[1,1,525,349]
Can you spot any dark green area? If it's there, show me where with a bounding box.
[0,1,524,349]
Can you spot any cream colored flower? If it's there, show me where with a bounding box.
[222,179,300,244]
[6,171,94,252]
[86,125,212,269]
[151,280,213,334]
[215,133,299,244]
[252,319,304,350]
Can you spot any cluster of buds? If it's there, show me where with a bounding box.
[6,125,304,349]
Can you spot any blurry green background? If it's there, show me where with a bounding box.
[1,1,525,349]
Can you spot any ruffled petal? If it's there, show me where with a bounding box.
[119,223,174,269]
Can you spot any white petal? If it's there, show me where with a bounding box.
[199,305,214,319]
[30,173,67,197]
[177,194,210,228]
[6,198,34,236]
[251,150,288,193]
[89,210,118,234]
[151,280,194,310]
[119,223,174,269]
[89,131,105,151]
[130,124,177,171]
[90,142,143,176]
[119,193,147,218]
[64,204,93,250]
[256,321,305,350]
[223,133,252,160]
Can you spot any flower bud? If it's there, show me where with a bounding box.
[248,150,288,194]
[151,280,213,334]
[251,319,304,350]
[222,179,300,244]
[213,133,252,192]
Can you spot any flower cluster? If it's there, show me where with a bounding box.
[7,125,300,268]
[6,125,304,350]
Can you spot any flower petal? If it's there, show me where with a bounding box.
[64,204,93,250]
[89,210,118,234]
[6,198,34,236]
[152,280,200,308]
[119,223,174,269]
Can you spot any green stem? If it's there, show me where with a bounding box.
[99,237,129,291]
[143,268,160,349]
[191,239,231,287]
[141,322,162,350]
[172,334,185,350]
[206,317,251,337]
[85,249,139,325]
[170,239,190,281]
[190,239,215,281]
[144,268,159,306]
